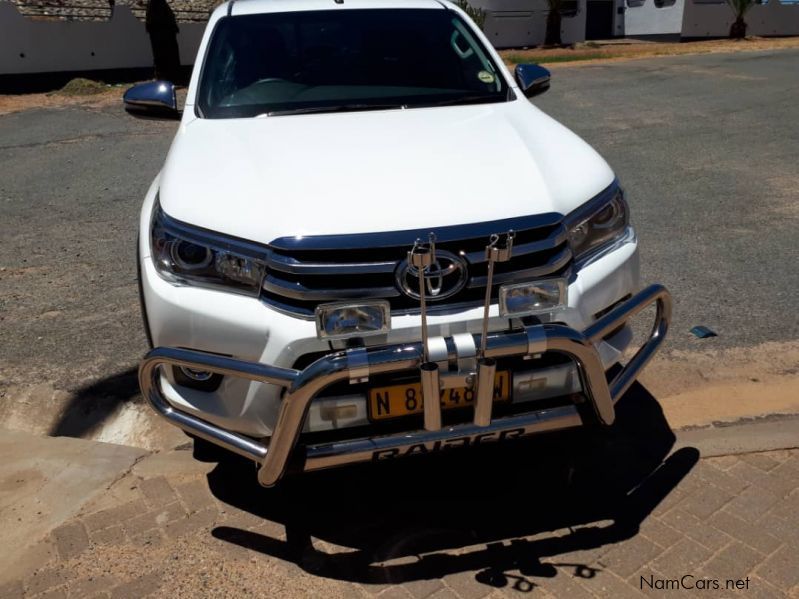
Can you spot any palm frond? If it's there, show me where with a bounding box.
[726,0,755,18]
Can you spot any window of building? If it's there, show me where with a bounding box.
[560,0,580,17]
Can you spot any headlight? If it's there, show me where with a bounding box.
[150,199,267,296]
[566,183,629,262]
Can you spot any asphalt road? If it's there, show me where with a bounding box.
[536,49,799,350]
[1,48,798,398]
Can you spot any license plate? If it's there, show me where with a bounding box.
[368,371,511,421]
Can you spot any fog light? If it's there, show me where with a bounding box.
[315,300,390,340]
[499,279,567,317]
[179,366,213,381]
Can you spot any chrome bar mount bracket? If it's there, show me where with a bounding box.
[475,231,515,426]
[409,233,443,431]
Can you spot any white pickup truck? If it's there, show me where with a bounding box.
[126,0,671,487]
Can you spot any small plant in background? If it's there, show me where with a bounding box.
[727,0,755,38]
[456,0,487,31]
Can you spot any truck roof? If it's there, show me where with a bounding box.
[228,0,447,17]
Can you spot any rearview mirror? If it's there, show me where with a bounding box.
[123,81,180,119]
[514,64,551,99]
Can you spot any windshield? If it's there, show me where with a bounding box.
[197,8,509,118]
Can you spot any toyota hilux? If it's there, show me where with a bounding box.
[125,0,671,487]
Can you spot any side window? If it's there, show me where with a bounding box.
[654,0,676,7]
[560,0,579,16]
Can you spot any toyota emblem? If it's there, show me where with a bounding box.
[395,250,468,301]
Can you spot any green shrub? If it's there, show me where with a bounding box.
[456,0,487,31]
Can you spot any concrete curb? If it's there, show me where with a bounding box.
[674,414,799,457]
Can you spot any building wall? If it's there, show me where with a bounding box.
[682,0,799,37]
[624,0,685,35]
[0,2,205,75]
[10,0,218,22]
[2,0,583,75]
[469,0,587,48]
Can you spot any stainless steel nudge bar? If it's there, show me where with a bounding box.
[139,284,672,487]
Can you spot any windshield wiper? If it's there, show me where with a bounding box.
[265,103,406,116]
[420,95,503,108]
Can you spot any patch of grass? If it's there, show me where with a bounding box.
[51,78,108,96]
[504,51,609,65]
[536,52,608,63]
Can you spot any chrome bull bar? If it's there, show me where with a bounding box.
[138,284,671,487]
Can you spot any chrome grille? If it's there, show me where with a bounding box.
[262,213,573,318]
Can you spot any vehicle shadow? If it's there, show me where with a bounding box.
[207,382,698,589]
[49,367,140,439]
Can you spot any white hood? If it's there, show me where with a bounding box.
[158,99,615,243]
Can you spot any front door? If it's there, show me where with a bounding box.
[586,0,615,39]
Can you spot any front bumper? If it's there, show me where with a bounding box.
[140,230,641,438]
[139,284,670,487]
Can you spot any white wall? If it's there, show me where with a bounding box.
[625,0,686,35]
[682,0,799,37]
[470,0,587,48]
[0,2,205,75]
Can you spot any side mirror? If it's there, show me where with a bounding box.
[123,81,180,119]
[514,64,551,99]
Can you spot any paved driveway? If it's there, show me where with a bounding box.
[2,417,798,597]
